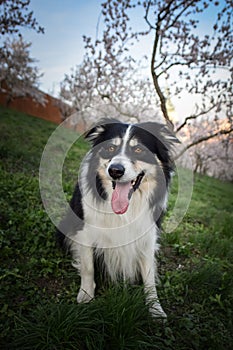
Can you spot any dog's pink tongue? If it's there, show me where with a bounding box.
[111,182,131,214]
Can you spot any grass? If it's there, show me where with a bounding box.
[0,106,233,349]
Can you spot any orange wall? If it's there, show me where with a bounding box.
[0,91,63,124]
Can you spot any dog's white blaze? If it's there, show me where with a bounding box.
[87,124,140,184]
[106,125,139,182]
[120,124,132,155]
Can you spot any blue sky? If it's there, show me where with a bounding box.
[21,0,103,94]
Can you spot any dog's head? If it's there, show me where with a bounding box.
[84,118,178,215]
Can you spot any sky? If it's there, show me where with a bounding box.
[20,0,104,95]
[11,0,229,120]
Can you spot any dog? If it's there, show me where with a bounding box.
[57,118,177,318]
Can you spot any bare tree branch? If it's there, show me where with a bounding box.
[0,0,44,36]
[176,127,233,159]
[150,14,171,125]
[176,104,218,132]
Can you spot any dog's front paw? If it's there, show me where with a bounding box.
[77,288,94,303]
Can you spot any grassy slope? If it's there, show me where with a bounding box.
[0,107,233,349]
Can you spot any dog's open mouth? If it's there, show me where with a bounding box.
[111,172,145,214]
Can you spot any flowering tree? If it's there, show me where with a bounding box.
[0,36,46,105]
[61,0,232,171]
[60,56,160,128]
[60,0,161,127]
[100,0,232,133]
[0,0,45,105]
[0,0,44,36]
[178,117,233,179]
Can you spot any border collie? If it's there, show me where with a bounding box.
[57,118,177,318]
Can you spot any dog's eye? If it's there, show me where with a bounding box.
[134,146,143,154]
[108,145,116,152]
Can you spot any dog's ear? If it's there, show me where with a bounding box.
[137,122,180,149]
[84,124,105,144]
[159,123,180,149]
[84,118,121,145]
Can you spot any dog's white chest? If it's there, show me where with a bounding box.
[79,189,156,252]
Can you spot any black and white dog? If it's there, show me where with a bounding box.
[57,118,177,318]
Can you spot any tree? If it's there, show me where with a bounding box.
[0,0,45,105]
[100,1,232,126]
[144,0,232,126]
[0,36,46,105]
[60,0,232,177]
[0,0,44,36]
[178,117,233,180]
[60,56,160,128]
[78,1,232,141]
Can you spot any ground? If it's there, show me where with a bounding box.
[0,106,233,349]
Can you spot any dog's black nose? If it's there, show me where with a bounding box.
[108,164,125,179]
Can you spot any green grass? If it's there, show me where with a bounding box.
[0,106,233,349]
